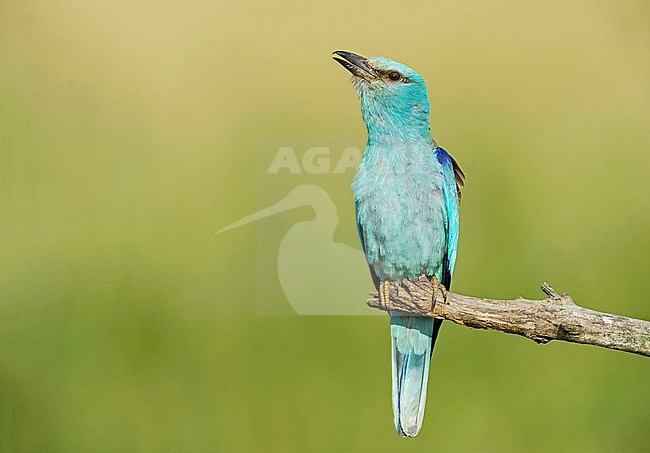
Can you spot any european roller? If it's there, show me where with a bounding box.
[333,51,464,437]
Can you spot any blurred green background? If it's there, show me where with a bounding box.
[1,0,648,451]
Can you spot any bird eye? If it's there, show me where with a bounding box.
[388,71,402,81]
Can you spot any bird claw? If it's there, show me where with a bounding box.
[430,276,447,302]
[379,281,391,308]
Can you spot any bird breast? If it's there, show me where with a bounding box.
[353,146,448,281]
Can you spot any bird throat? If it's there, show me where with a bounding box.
[359,94,431,142]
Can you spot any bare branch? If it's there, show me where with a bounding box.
[367,276,650,357]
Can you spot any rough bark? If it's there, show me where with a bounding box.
[367,276,650,357]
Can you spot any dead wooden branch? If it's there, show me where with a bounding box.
[366,276,650,357]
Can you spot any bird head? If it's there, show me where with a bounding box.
[333,50,431,138]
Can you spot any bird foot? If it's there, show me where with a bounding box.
[430,276,447,302]
[379,281,391,308]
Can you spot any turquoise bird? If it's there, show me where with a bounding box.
[333,50,464,437]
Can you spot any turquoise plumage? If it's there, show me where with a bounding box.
[334,51,464,437]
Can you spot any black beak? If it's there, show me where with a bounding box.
[333,50,377,80]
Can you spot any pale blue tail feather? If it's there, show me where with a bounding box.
[390,314,435,437]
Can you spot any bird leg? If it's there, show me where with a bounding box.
[430,275,447,303]
[379,280,391,309]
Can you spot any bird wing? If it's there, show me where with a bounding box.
[450,153,465,203]
[434,146,463,289]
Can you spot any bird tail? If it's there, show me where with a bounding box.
[390,314,441,437]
